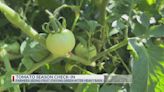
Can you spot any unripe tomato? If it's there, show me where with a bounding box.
[75,43,97,59]
[46,29,75,56]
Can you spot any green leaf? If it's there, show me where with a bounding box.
[29,41,49,62]
[139,13,150,27]
[75,83,99,92]
[77,20,101,32]
[100,85,122,92]
[20,38,32,56]
[131,23,147,37]
[128,38,164,92]
[148,25,164,37]
[20,38,49,62]
[158,1,164,17]
[112,20,126,30]
[87,20,101,32]
[77,20,90,31]
[109,28,119,36]
[22,56,34,70]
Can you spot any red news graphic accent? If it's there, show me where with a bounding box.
[12,75,15,82]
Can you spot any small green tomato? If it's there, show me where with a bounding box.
[75,43,97,59]
[46,29,75,56]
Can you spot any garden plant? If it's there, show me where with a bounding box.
[0,0,164,92]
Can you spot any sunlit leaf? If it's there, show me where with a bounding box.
[129,38,164,92]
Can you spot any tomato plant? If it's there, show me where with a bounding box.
[0,0,164,92]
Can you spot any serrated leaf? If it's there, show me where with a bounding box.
[129,38,164,92]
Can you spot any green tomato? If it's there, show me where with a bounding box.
[46,29,75,56]
[75,43,97,59]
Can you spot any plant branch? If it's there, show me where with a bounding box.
[115,52,131,74]
[0,49,13,72]
[0,2,45,46]
[92,39,128,61]
[98,0,108,25]
[24,55,61,74]
[24,53,92,74]
[67,54,96,67]
[97,0,109,51]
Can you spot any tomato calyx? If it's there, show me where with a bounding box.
[42,10,67,34]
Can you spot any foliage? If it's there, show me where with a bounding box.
[0,0,164,92]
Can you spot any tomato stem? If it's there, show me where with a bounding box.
[24,53,94,74]
[0,2,46,46]
[68,54,96,66]
[96,0,109,51]
[73,65,93,74]
[24,55,61,74]
[115,52,131,74]
[0,49,13,72]
[98,0,108,25]
[92,39,128,61]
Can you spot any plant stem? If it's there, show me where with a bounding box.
[97,0,109,50]
[92,39,128,61]
[71,0,83,31]
[71,13,80,31]
[73,65,93,74]
[24,55,61,74]
[0,2,45,46]
[0,49,13,72]
[3,55,13,72]
[126,0,134,38]
[68,54,96,66]
[115,52,131,74]
[24,53,93,74]
[98,0,108,25]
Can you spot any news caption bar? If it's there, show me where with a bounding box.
[11,74,132,83]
